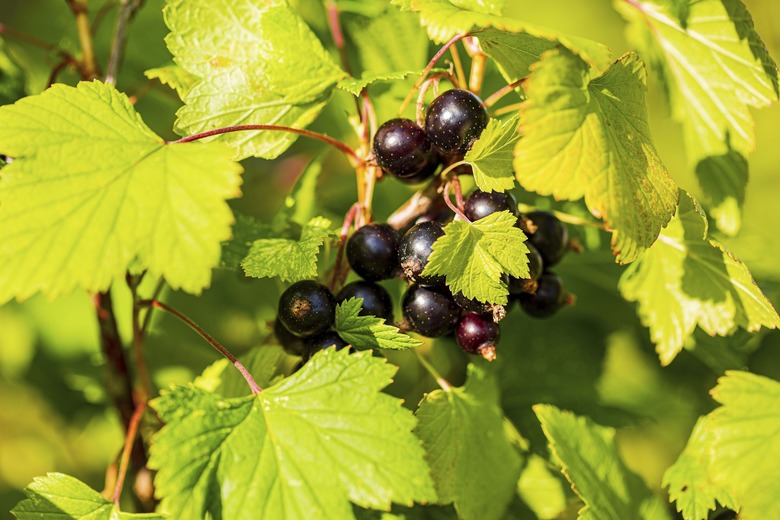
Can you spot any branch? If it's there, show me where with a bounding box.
[386,176,447,230]
[65,0,99,78]
[105,0,145,85]
[113,401,146,507]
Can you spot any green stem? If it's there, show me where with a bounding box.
[415,349,452,391]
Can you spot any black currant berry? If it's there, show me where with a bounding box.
[425,89,489,154]
[346,223,399,281]
[402,285,460,337]
[508,242,544,296]
[303,331,350,361]
[393,151,440,184]
[277,280,336,337]
[517,272,567,318]
[526,211,569,267]
[336,281,394,322]
[453,291,507,323]
[274,319,305,356]
[373,118,439,179]
[463,190,519,221]
[398,221,445,286]
[456,312,500,360]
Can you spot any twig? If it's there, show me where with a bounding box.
[450,42,467,89]
[65,0,99,78]
[140,300,263,395]
[463,36,486,95]
[326,0,351,76]
[443,181,470,222]
[416,77,439,127]
[414,349,452,391]
[113,401,146,507]
[171,125,360,163]
[105,0,145,85]
[127,275,152,401]
[386,177,446,230]
[0,23,85,77]
[140,278,165,338]
[399,33,467,114]
[47,59,74,87]
[329,203,360,292]
[491,102,524,117]
[483,79,523,108]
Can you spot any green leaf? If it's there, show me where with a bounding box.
[424,211,528,305]
[165,0,347,159]
[220,214,275,271]
[618,0,779,235]
[338,71,416,96]
[514,49,678,263]
[619,191,780,365]
[0,81,242,303]
[414,364,523,520]
[149,349,436,519]
[0,39,27,105]
[393,0,611,70]
[11,473,164,519]
[195,346,288,398]
[144,62,198,100]
[516,454,568,520]
[464,116,519,193]
[335,298,422,351]
[477,29,559,83]
[665,371,780,520]
[534,405,671,520]
[241,216,334,282]
[694,147,747,237]
[663,417,737,520]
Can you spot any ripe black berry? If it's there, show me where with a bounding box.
[398,221,445,286]
[402,285,459,337]
[373,118,439,179]
[336,281,393,322]
[393,152,440,184]
[274,319,305,356]
[456,312,500,360]
[463,190,519,221]
[425,89,488,154]
[508,242,544,296]
[526,211,569,267]
[453,291,507,323]
[303,331,349,361]
[517,272,567,318]
[277,280,336,337]
[346,223,399,281]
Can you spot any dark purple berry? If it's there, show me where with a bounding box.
[518,272,567,318]
[346,223,399,281]
[277,280,336,337]
[336,281,393,322]
[402,285,459,337]
[398,221,445,286]
[463,190,519,221]
[373,118,438,178]
[456,312,500,360]
[392,151,440,184]
[453,292,507,323]
[526,211,569,267]
[508,242,544,296]
[274,319,305,356]
[303,331,350,361]
[425,89,489,154]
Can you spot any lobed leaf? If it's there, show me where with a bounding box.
[464,116,519,193]
[144,62,198,100]
[335,298,422,351]
[514,49,678,263]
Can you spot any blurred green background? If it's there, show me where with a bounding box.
[0,0,778,516]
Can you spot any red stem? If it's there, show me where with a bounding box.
[400,34,468,114]
[483,79,523,108]
[141,300,262,395]
[330,202,360,291]
[171,125,360,163]
[113,401,146,507]
[443,182,471,222]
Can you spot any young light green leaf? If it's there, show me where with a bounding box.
[665,371,780,520]
[663,417,737,520]
[464,116,519,193]
[393,0,610,70]
[144,62,198,100]
[477,29,557,84]
[338,71,416,96]
[694,149,748,237]
[517,454,568,520]
[165,0,347,159]
[0,81,242,303]
[618,0,779,235]
[619,192,780,365]
[241,216,334,282]
[414,364,523,520]
[423,211,528,305]
[195,346,288,398]
[220,214,276,271]
[534,405,672,520]
[514,49,678,263]
[149,349,436,519]
[335,298,421,351]
[12,473,164,519]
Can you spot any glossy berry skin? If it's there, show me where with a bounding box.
[274,319,305,356]
[398,221,445,286]
[336,281,394,322]
[373,118,438,179]
[518,272,566,318]
[508,242,544,296]
[277,280,336,337]
[303,331,349,361]
[463,190,519,221]
[393,151,440,184]
[457,313,500,358]
[526,211,569,267]
[425,89,488,154]
[346,223,399,281]
[402,285,460,337]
